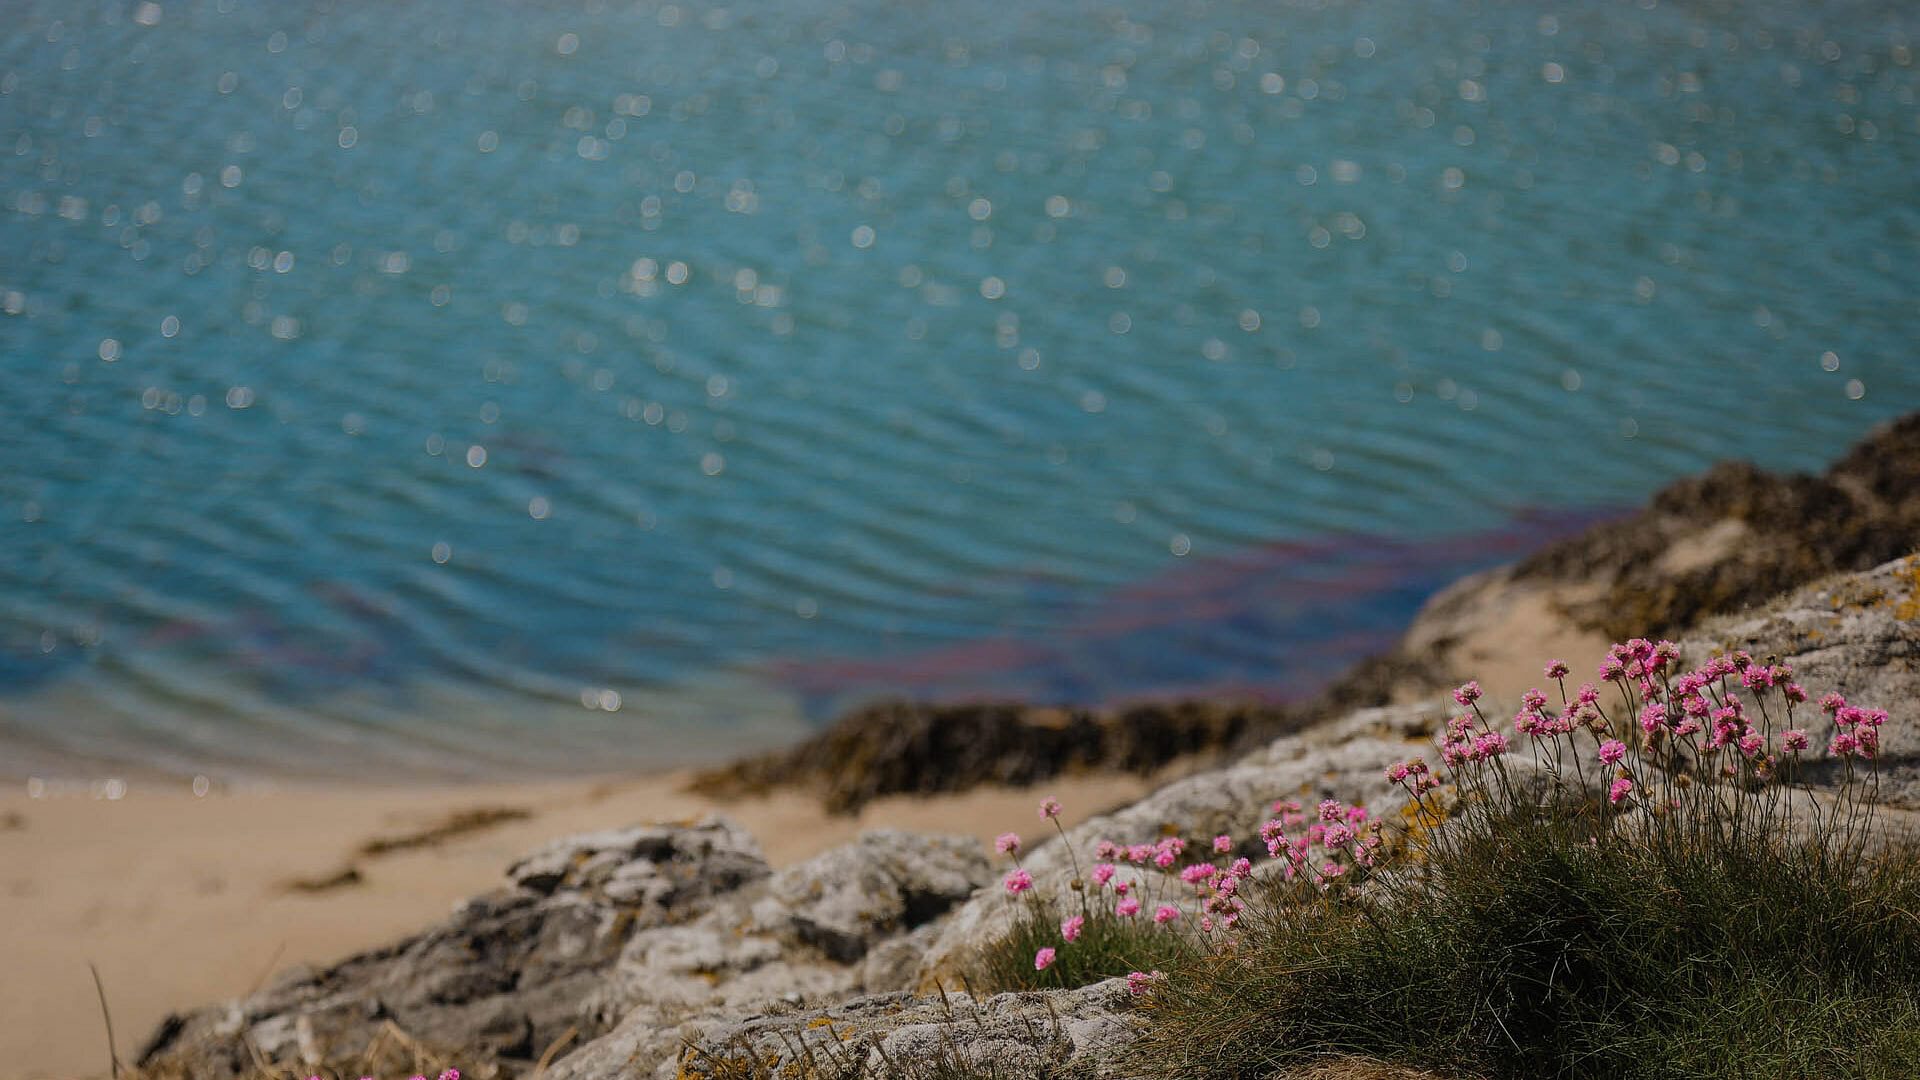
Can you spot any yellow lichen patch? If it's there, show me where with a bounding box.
[1394,794,1453,864]
[806,1017,837,1030]
[1891,558,1920,622]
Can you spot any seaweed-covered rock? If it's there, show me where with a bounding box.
[136,819,989,1079]
[687,698,1305,814]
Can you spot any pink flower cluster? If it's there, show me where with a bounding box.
[996,793,1376,976]
[1438,707,1511,768]
[1257,797,1383,889]
[1419,642,1893,824]
[1385,758,1440,796]
[1827,695,1888,759]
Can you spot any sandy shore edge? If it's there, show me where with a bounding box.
[0,769,1157,1080]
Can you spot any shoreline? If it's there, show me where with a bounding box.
[0,767,1160,1080]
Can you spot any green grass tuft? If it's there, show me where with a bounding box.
[969,892,1199,993]
[1130,791,1920,1080]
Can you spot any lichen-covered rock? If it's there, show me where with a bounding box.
[759,829,988,963]
[916,703,1434,983]
[136,819,989,1079]
[1681,553,1920,805]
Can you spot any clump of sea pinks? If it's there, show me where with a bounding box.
[995,640,1892,994]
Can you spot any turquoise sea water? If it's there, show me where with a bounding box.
[3,0,1917,780]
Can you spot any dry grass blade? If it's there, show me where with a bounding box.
[88,962,121,1080]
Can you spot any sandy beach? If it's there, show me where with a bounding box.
[0,769,1157,1080]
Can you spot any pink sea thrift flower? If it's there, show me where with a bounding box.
[1034,946,1056,971]
[440,1071,460,1080]
[1318,799,1343,822]
[1454,680,1482,706]
[1003,868,1033,895]
[1154,904,1181,924]
[1609,778,1634,805]
[1116,896,1141,918]
[1125,970,1162,995]
[995,832,1021,855]
[1546,659,1571,679]
[1860,727,1882,757]
[1213,834,1233,854]
[1038,796,1062,819]
[1597,739,1627,766]
[1061,915,1084,942]
[1781,729,1810,753]
[1091,863,1116,887]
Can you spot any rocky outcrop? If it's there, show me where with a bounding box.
[132,701,1440,1080]
[136,820,991,1078]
